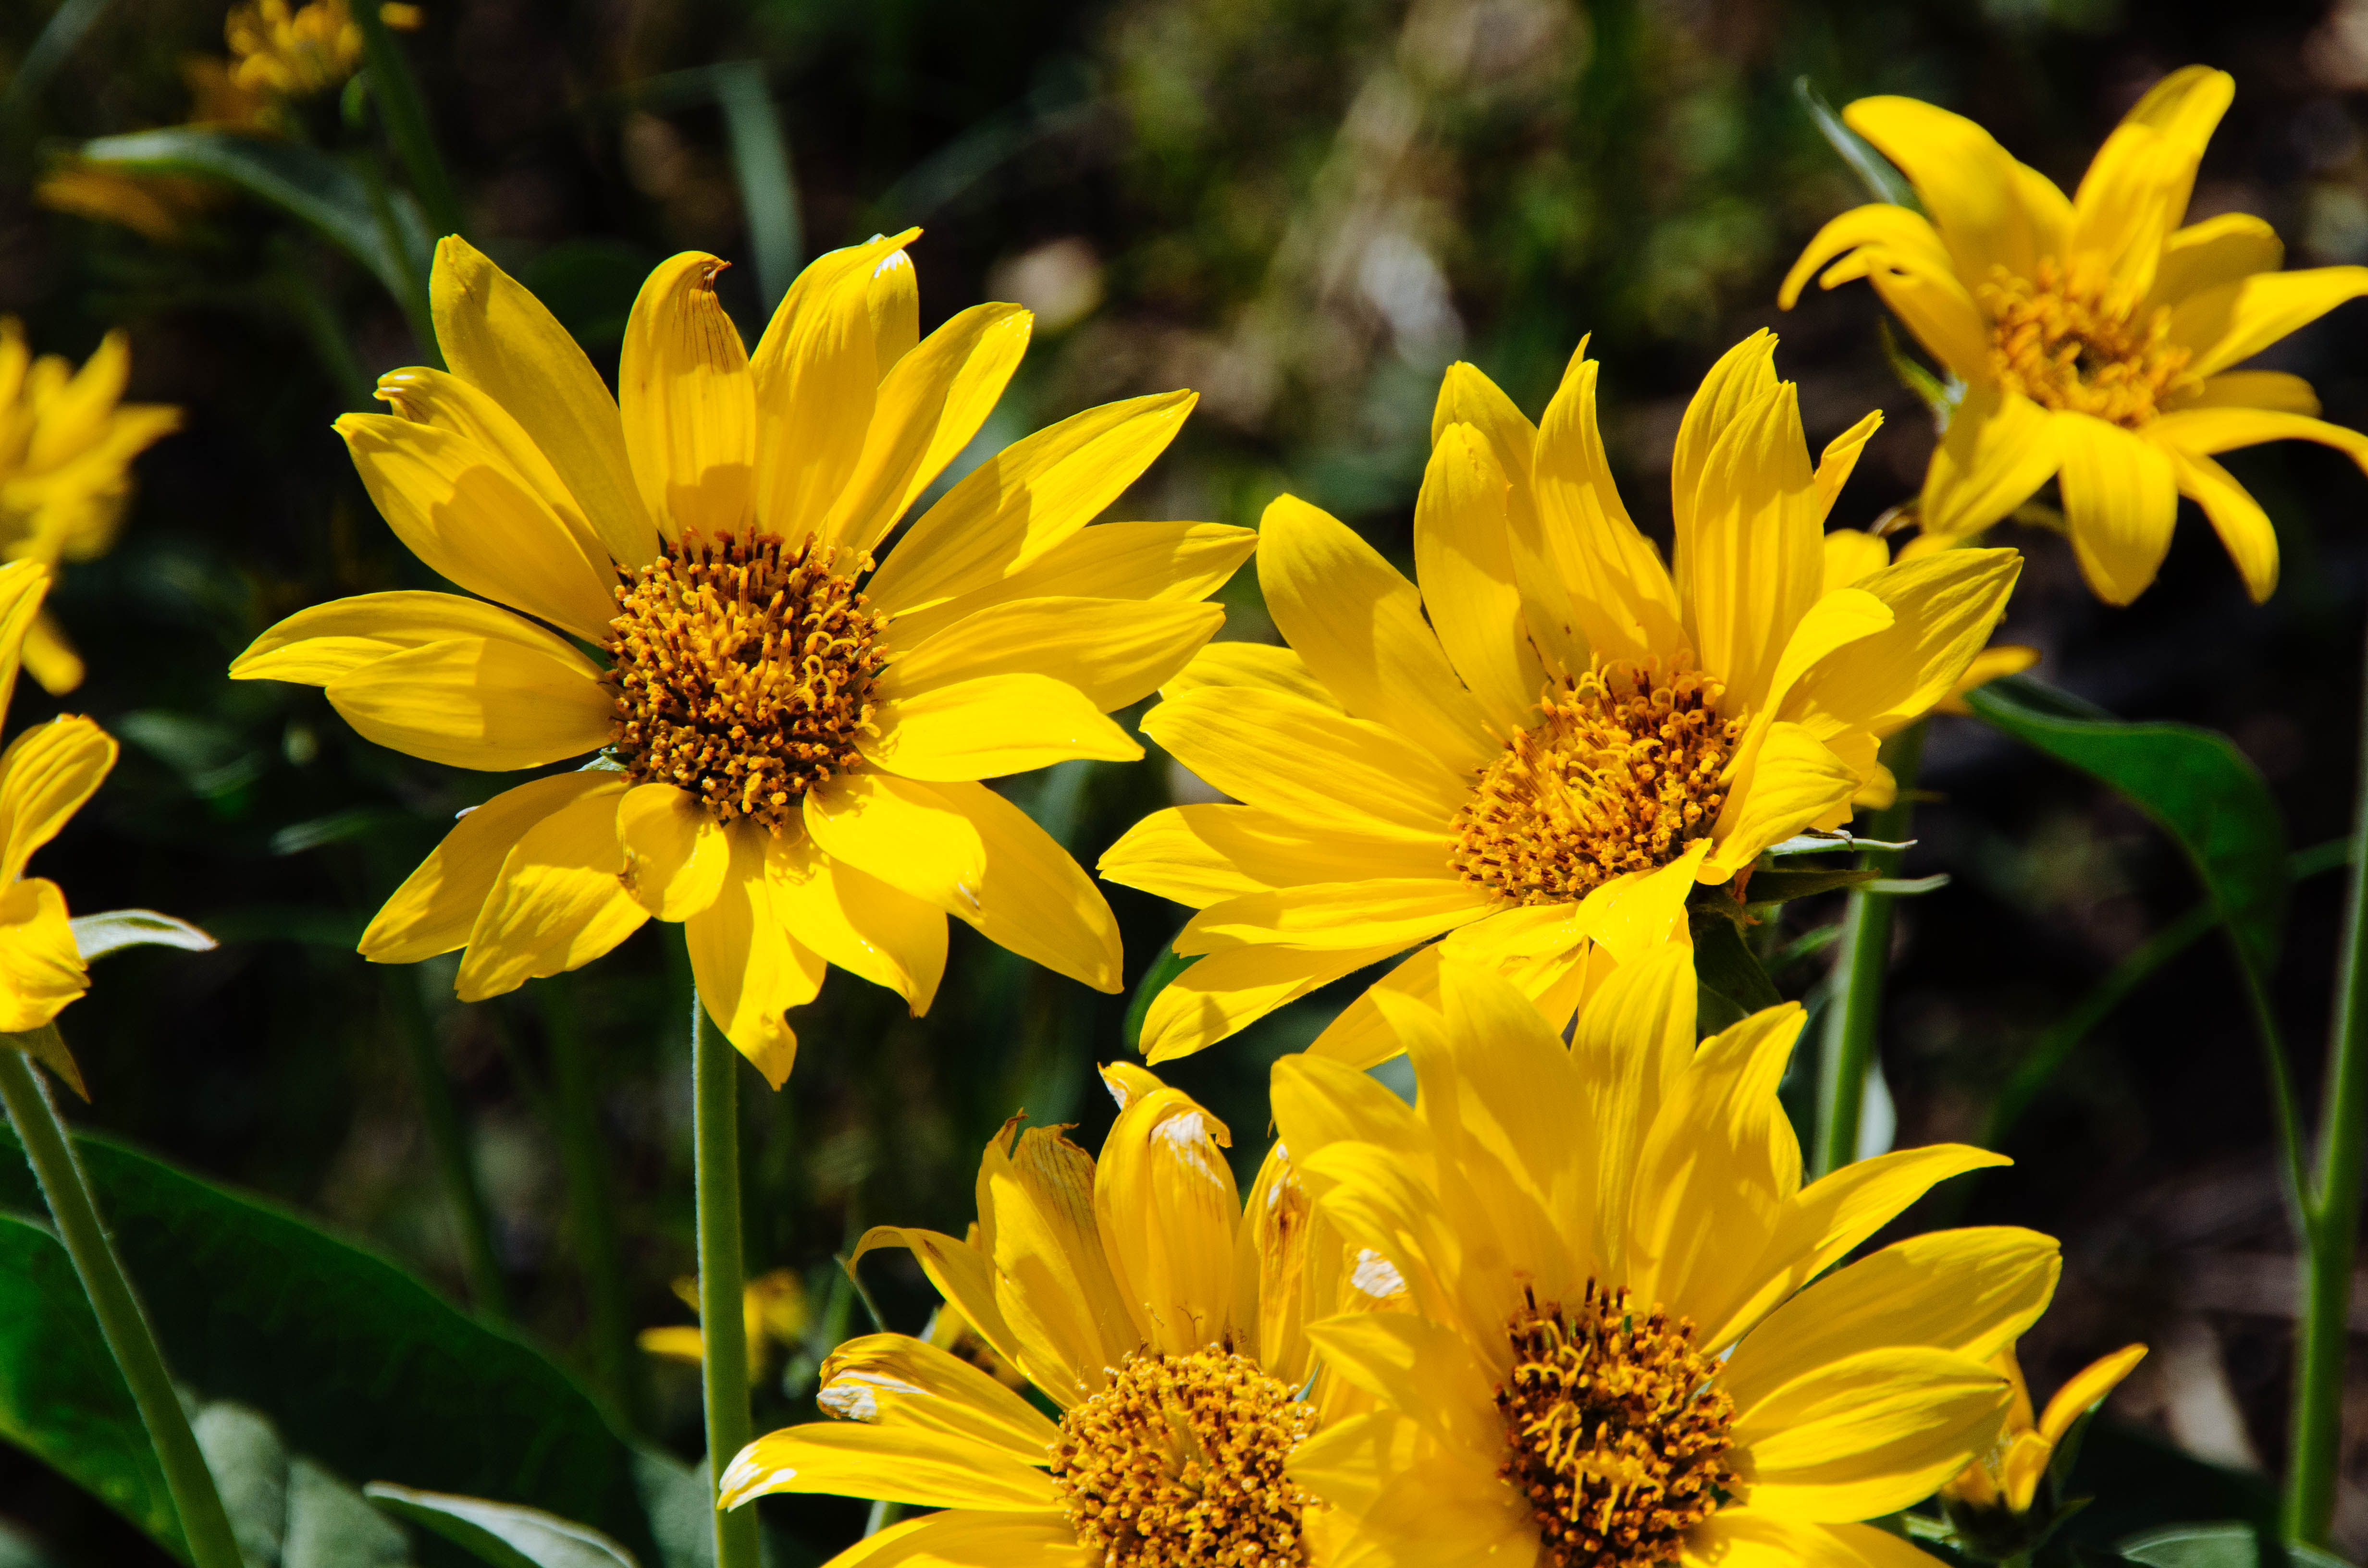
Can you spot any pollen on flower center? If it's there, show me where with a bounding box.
[1497,1282,1737,1568]
[603,527,886,834]
[1448,660,1739,906]
[1981,258,2197,429]
[1049,1347,1319,1568]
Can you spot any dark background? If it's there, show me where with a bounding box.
[3,0,2368,1558]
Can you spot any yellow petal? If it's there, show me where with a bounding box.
[1730,1346,2010,1520]
[0,878,86,1035]
[816,1332,1061,1462]
[1568,943,1696,1278]
[1160,641,1339,709]
[375,366,609,565]
[1813,412,1885,527]
[2035,1343,2148,1447]
[1779,548,2022,738]
[1141,688,1469,843]
[1258,493,1494,772]
[2182,368,2319,414]
[324,638,615,771]
[717,1422,1058,1511]
[1720,1227,2061,1412]
[2164,447,2277,602]
[687,822,826,1088]
[362,773,617,964]
[1842,96,2054,282]
[19,614,80,698]
[805,772,1121,992]
[456,777,644,1000]
[1779,203,1954,311]
[1690,1510,1963,1568]
[1920,384,2064,542]
[1673,331,1780,531]
[1704,723,1858,879]
[2056,415,2179,605]
[784,1511,1086,1568]
[2149,214,2284,312]
[616,781,730,920]
[0,559,56,719]
[864,674,1142,781]
[619,252,755,540]
[1820,530,1891,593]
[824,304,1033,555]
[867,392,1197,616]
[1576,838,1711,963]
[767,828,947,1013]
[983,1124,1139,1401]
[1094,1084,1239,1353]
[880,521,1256,652]
[1302,1311,1502,1463]
[1678,368,1823,712]
[230,590,593,688]
[0,717,115,882]
[1415,423,1546,735]
[848,1226,1030,1384]
[1759,588,1895,720]
[1533,345,1687,668]
[1291,1409,1537,1568]
[881,597,1222,711]
[749,233,917,544]
[2169,265,2368,380]
[1099,803,1447,909]
[1936,643,2040,715]
[430,236,658,567]
[2150,403,2368,470]
[2070,70,2229,303]
[1178,878,1484,955]
[1139,940,1403,1065]
[334,415,620,642]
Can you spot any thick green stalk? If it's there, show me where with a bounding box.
[0,1045,244,1568]
[693,992,761,1568]
[2284,624,2368,1546]
[539,977,640,1428]
[1812,721,1926,1179]
[386,969,510,1321]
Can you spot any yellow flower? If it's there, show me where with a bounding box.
[233,235,1248,1085]
[1782,67,2368,606]
[35,161,221,244]
[1269,951,2063,1568]
[0,323,182,696]
[638,1267,808,1384]
[1942,1342,2146,1526]
[0,561,122,1062]
[1101,331,2018,1064]
[717,1064,1393,1566]
[225,0,420,102]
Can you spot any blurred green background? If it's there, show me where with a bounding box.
[6,0,2368,1559]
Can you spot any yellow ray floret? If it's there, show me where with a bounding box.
[1783,66,2368,605]
[232,235,1251,1087]
[1267,951,2061,1568]
[1101,332,2017,1063]
[1942,1339,2146,1530]
[717,1065,1401,1568]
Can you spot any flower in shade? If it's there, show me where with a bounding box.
[639,1268,808,1385]
[1940,1341,2146,1561]
[0,561,123,1088]
[225,0,422,104]
[1270,949,2063,1568]
[233,235,1249,1086]
[1782,66,2368,606]
[717,1063,1395,1567]
[1101,331,2017,1064]
[0,322,181,695]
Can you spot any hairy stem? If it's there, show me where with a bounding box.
[693,991,761,1568]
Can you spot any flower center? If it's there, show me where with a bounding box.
[1981,258,2196,429]
[603,527,885,834]
[1049,1347,1319,1568]
[1497,1283,1737,1568]
[1449,660,1739,905]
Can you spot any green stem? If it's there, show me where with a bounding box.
[1812,721,1925,1179]
[352,0,463,241]
[386,969,509,1322]
[0,1046,243,1568]
[2285,624,2368,1546]
[693,990,761,1568]
[538,977,641,1429]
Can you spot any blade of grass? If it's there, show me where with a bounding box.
[710,62,801,313]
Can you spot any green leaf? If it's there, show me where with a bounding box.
[1122,943,1199,1053]
[70,910,217,962]
[192,1402,416,1568]
[1793,76,1919,208]
[2118,1522,2354,1568]
[709,62,801,312]
[0,1129,665,1564]
[1690,908,1781,1033]
[76,129,432,312]
[1966,675,2291,980]
[364,1485,637,1568]
[0,1213,183,1555]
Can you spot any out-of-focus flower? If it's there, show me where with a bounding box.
[718,1064,1395,1565]
[225,0,420,103]
[639,1268,808,1384]
[1270,952,2060,1568]
[0,323,182,696]
[1784,67,2368,605]
[232,235,1247,1087]
[1102,330,2018,1064]
[1942,1341,2147,1560]
[34,162,221,243]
